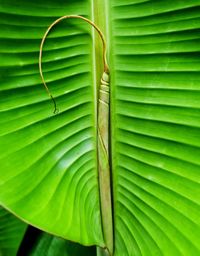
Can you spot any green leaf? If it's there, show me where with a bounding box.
[110,0,200,255]
[1,0,200,255]
[27,232,96,256]
[0,0,103,248]
[0,206,27,256]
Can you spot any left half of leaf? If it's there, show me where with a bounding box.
[0,0,104,247]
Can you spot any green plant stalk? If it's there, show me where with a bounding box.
[91,1,113,254]
[97,71,113,256]
[97,246,110,256]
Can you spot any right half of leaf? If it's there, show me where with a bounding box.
[110,1,200,255]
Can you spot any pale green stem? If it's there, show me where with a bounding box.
[97,246,110,256]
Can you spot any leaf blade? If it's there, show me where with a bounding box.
[111,0,200,255]
[0,0,103,247]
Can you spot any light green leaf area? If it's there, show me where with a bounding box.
[28,232,96,256]
[0,0,104,247]
[0,206,27,256]
[110,0,200,255]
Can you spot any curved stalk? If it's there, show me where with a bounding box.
[39,15,113,255]
[39,15,109,113]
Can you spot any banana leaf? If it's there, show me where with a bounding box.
[0,0,200,255]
